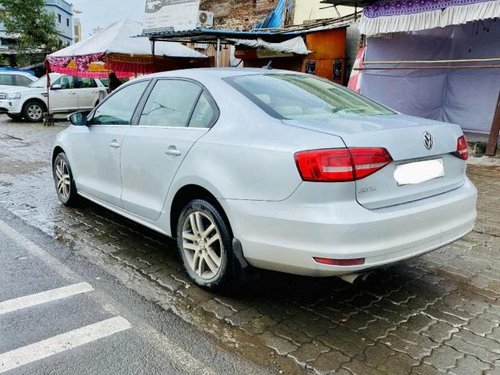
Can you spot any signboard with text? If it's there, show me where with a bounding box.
[144,0,200,32]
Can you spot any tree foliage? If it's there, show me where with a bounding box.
[0,0,61,65]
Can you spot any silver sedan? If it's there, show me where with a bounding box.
[52,68,477,291]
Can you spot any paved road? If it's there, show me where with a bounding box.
[0,209,278,375]
[0,118,500,374]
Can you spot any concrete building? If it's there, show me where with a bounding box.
[44,0,74,45]
[73,9,82,43]
[293,0,354,25]
[0,23,17,66]
[199,0,281,30]
[199,0,355,30]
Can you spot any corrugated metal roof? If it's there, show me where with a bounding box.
[141,22,349,44]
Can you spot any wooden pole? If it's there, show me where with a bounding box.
[354,65,500,71]
[486,92,500,156]
[364,57,500,65]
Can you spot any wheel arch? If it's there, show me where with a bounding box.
[23,97,47,112]
[52,146,65,165]
[169,184,232,239]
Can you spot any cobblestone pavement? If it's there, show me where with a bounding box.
[1,118,500,374]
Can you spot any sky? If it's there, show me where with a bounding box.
[72,0,146,37]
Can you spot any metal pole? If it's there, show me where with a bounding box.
[216,38,221,67]
[486,91,500,156]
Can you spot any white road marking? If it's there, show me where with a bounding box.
[0,219,218,375]
[0,282,94,316]
[0,316,132,374]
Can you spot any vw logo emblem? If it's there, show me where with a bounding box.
[423,131,433,150]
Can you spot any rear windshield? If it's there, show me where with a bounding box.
[225,74,395,120]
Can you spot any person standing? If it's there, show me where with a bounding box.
[108,72,123,93]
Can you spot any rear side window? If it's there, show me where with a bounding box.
[189,92,216,128]
[226,74,395,120]
[75,78,98,88]
[91,81,149,125]
[14,75,34,87]
[139,80,202,127]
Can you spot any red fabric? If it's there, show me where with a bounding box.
[49,66,136,79]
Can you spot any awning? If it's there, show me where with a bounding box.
[359,0,500,36]
[47,19,207,78]
[229,37,311,55]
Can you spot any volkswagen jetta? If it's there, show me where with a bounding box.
[52,68,477,291]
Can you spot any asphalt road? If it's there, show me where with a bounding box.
[0,208,274,375]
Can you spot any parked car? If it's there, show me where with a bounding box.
[0,73,108,122]
[0,70,37,91]
[52,68,477,291]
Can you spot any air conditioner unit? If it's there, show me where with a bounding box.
[197,11,214,28]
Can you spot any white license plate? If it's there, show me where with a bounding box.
[394,159,445,186]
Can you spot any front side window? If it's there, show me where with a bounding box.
[54,75,75,89]
[139,80,202,127]
[226,74,395,121]
[0,75,13,85]
[91,81,149,125]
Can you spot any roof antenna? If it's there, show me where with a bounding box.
[262,60,273,69]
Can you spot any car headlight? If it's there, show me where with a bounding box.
[6,93,21,100]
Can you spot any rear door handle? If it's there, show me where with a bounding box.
[165,146,181,157]
[110,140,120,149]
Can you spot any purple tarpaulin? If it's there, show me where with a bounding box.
[363,0,493,18]
[359,0,499,35]
[361,20,500,134]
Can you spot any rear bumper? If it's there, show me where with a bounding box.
[224,178,477,277]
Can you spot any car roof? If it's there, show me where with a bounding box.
[145,67,304,81]
[0,71,36,78]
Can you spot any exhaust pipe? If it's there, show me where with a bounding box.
[339,273,361,284]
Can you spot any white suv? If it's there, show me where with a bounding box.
[0,73,108,122]
[0,71,37,91]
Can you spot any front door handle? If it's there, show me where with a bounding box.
[110,140,120,149]
[165,146,181,157]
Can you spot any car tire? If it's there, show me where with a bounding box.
[53,152,80,207]
[22,100,45,122]
[7,114,23,121]
[176,199,235,291]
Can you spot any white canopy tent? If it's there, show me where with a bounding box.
[47,19,207,78]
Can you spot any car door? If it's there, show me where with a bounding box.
[69,80,150,207]
[120,79,217,221]
[50,75,78,111]
[75,78,103,110]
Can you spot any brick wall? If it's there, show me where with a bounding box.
[199,0,280,30]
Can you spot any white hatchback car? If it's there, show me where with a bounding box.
[52,69,477,291]
[0,73,107,122]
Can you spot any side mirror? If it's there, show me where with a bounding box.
[68,111,89,126]
[51,83,62,90]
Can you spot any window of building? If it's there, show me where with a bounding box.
[67,19,70,27]
[58,14,62,23]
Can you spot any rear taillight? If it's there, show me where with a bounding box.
[455,135,468,160]
[295,148,392,182]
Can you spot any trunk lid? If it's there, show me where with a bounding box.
[284,114,466,209]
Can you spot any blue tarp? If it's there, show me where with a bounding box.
[254,0,287,29]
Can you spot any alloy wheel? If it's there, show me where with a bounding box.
[182,211,224,280]
[55,157,71,201]
[27,104,43,121]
